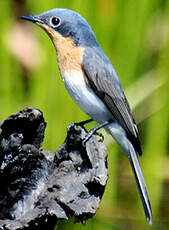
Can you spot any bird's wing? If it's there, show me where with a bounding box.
[82,47,142,155]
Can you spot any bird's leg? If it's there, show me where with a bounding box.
[82,120,110,146]
[76,119,104,140]
[76,118,93,127]
[75,118,93,132]
[67,119,93,133]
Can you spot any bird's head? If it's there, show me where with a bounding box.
[20,8,98,48]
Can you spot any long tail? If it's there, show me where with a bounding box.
[106,123,152,224]
[127,141,152,224]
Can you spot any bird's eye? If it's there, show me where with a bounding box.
[50,17,61,27]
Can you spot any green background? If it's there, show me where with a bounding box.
[0,0,169,229]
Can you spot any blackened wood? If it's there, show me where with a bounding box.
[0,107,108,230]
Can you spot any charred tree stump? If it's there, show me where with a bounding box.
[0,107,108,230]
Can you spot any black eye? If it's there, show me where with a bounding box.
[50,17,61,27]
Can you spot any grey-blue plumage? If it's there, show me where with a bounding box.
[82,46,141,153]
[20,8,152,224]
[38,8,99,47]
[82,46,152,224]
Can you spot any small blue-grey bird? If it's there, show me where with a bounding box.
[20,9,152,224]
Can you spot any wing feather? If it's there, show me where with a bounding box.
[82,47,142,155]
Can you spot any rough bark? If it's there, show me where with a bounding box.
[0,107,108,230]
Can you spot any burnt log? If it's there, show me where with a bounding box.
[0,107,108,230]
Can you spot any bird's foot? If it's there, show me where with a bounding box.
[82,120,109,147]
[82,131,104,147]
[94,132,104,142]
[82,129,95,147]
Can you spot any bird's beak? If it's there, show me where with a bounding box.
[20,14,59,45]
[20,15,43,24]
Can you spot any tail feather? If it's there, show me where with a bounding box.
[127,141,152,224]
[106,122,152,224]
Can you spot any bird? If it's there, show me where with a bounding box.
[20,8,152,224]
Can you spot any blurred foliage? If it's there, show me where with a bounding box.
[0,0,169,229]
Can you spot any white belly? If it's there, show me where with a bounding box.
[61,70,113,123]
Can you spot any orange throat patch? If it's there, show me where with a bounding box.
[39,24,84,72]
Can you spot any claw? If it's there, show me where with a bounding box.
[81,120,109,147]
[95,132,104,142]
